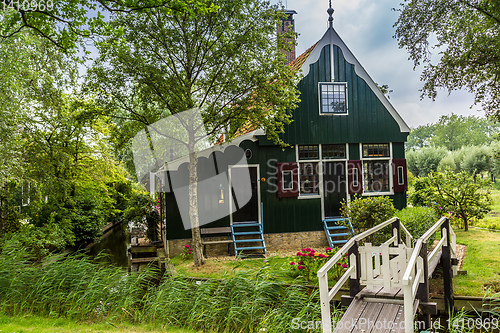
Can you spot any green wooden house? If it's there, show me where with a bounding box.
[159,7,410,256]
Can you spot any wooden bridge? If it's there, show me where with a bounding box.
[318,217,458,333]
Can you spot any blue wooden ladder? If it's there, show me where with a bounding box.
[323,217,355,248]
[231,203,267,257]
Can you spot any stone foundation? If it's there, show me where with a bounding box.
[264,231,329,253]
[167,230,329,257]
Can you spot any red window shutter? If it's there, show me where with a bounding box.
[348,160,363,194]
[277,162,299,198]
[393,159,408,192]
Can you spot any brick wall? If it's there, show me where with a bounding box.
[167,230,329,257]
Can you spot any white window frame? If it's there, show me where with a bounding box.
[282,170,294,190]
[397,166,404,186]
[359,143,394,196]
[318,82,348,116]
[352,168,359,188]
[296,144,348,200]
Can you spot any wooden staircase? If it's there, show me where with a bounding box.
[231,222,266,257]
[130,242,165,271]
[323,217,355,248]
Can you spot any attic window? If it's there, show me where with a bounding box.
[319,83,347,114]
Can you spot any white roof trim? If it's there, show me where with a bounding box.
[156,128,264,172]
[300,27,410,133]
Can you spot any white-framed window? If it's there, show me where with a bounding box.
[319,82,348,115]
[298,145,320,195]
[282,170,293,190]
[296,144,348,197]
[361,143,392,194]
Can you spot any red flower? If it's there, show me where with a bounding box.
[337,263,341,265]
[290,262,295,265]
[297,265,305,270]
[296,251,302,256]
[185,245,190,249]
[342,263,347,268]
[345,253,348,257]
[326,247,332,252]
[308,252,314,257]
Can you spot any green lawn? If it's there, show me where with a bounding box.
[473,189,500,230]
[0,314,197,333]
[453,229,500,296]
[449,188,500,296]
[170,254,298,280]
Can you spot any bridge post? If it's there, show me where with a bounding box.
[392,218,401,245]
[416,241,431,329]
[441,218,454,313]
[348,240,361,297]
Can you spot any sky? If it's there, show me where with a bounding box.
[271,0,485,128]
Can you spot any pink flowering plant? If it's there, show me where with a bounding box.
[289,247,349,281]
[181,244,193,260]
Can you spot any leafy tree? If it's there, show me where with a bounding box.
[376,83,393,99]
[86,1,300,266]
[0,182,21,237]
[406,146,447,177]
[414,170,492,231]
[460,145,492,181]
[0,0,217,51]
[394,0,500,118]
[432,114,495,150]
[406,123,436,150]
[438,152,458,173]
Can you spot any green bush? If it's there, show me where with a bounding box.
[340,196,396,245]
[340,196,396,230]
[395,206,437,243]
[408,177,429,207]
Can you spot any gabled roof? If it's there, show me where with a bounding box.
[297,27,410,133]
[289,42,318,72]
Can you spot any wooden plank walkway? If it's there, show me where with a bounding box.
[334,287,418,333]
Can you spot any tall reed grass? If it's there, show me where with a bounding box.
[0,236,339,332]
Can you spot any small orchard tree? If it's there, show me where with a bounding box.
[415,169,492,231]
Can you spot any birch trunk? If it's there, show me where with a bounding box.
[188,136,205,266]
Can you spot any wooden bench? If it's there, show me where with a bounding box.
[200,227,233,256]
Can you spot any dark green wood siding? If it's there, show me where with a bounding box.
[282,45,408,145]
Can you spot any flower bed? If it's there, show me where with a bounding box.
[289,247,348,282]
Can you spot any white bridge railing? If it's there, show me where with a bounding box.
[402,217,457,333]
[317,217,413,333]
[317,216,457,333]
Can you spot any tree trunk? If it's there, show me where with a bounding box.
[463,215,468,231]
[188,138,205,267]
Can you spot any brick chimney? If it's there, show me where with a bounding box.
[278,9,297,64]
